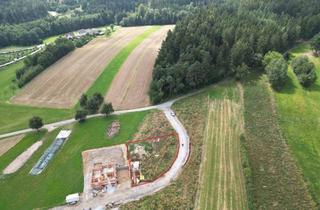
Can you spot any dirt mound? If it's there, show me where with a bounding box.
[107,121,120,138]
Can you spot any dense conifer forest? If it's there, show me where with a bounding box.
[149,0,320,102]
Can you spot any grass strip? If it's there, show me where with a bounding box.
[0,131,46,173]
[86,26,161,97]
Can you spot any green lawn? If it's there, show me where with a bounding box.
[274,43,320,204]
[0,111,147,210]
[43,35,61,45]
[0,131,46,172]
[86,26,161,97]
[0,61,23,102]
[0,54,73,134]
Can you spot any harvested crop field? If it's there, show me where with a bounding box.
[197,93,248,210]
[105,25,174,110]
[11,26,151,108]
[0,135,24,157]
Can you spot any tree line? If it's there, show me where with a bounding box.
[120,3,196,26]
[149,0,320,103]
[0,13,113,48]
[15,38,75,88]
[0,0,204,48]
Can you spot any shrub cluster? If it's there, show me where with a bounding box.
[75,93,114,122]
[73,35,94,48]
[263,51,288,90]
[292,56,317,87]
[16,38,75,87]
[79,93,104,114]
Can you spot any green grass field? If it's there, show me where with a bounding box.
[274,43,320,205]
[0,62,74,134]
[86,26,160,97]
[0,131,46,172]
[198,82,248,210]
[0,111,147,210]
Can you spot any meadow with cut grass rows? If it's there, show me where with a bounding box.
[197,83,248,210]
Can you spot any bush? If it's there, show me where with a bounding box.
[263,51,288,90]
[29,116,43,130]
[100,103,114,116]
[311,33,320,55]
[79,93,104,114]
[292,56,317,87]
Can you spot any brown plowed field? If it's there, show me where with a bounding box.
[105,25,174,110]
[0,135,24,157]
[10,26,151,108]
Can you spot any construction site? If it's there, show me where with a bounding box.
[82,145,131,200]
[81,133,179,200]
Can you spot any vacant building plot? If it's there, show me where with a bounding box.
[197,92,248,210]
[0,135,24,157]
[105,25,174,110]
[127,133,178,184]
[11,26,151,108]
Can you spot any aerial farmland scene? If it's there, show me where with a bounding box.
[0,0,319,210]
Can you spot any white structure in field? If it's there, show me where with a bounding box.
[65,193,80,205]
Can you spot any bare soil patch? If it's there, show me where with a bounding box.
[105,25,174,110]
[3,141,42,174]
[0,135,24,157]
[107,121,120,138]
[11,26,151,108]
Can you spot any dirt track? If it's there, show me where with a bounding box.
[11,26,151,108]
[105,25,174,110]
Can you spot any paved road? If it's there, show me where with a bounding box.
[52,104,190,210]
